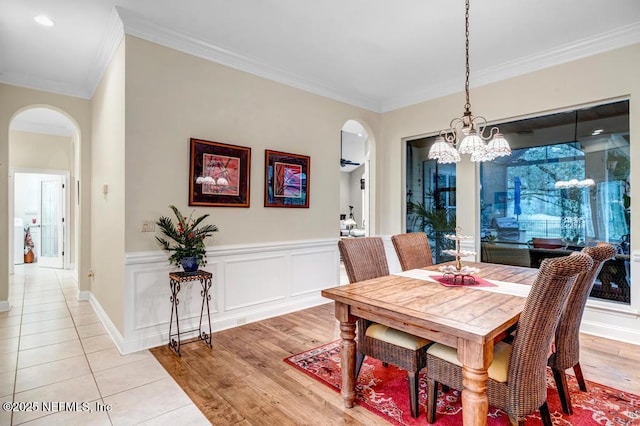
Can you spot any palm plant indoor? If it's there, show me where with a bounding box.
[156,205,218,272]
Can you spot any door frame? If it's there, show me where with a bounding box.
[9,167,71,273]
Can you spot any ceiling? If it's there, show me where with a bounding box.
[1,0,640,120]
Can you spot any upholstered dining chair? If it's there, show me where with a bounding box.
[338,237,431,418]
[549,242,616,414]
[391,232,433,271]
[425,252,593,425]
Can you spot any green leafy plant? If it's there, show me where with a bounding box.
[407,200,456,263]
[156,205,218,267]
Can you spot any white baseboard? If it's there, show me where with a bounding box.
[77,290,90,301]
[100,238,343,354]
[582,301,640,345]
[115,294,330,354]
[89,292,127,355]
[0,301,11,312]
[581,319,640,345]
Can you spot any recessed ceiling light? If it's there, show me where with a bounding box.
[34,15,55,27]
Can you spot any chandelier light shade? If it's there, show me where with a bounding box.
[554,178,596,189]
[428,0,511,164]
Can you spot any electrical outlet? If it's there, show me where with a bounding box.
[141,220,155,232]
[236,317,247,325]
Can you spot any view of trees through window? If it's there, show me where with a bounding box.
[406,100,631,304]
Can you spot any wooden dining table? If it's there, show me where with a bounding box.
[321,261,539,426]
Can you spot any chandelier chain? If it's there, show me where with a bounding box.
[464,0,471,111]
[427,0,511,164]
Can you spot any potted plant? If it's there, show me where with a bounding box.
[156,205,218,272]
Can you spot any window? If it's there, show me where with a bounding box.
[480,100,630,304]
[406,137,457,263]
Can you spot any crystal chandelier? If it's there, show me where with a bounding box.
[428,0,511,164]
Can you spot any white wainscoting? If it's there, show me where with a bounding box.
[103,238,341,354]
[89,237,640,354]
[581,249,640,344]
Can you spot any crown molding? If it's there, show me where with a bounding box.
[3,11,636,112]
[85,7,125,98]
[116,9,640,113]
[380,22,640,112]
[115,7,382,112]
[0,71,90,99]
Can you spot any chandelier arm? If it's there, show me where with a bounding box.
[441,131,457,145]
[486,126,501,139]
[470,115,492,140]
[449,117,465,131]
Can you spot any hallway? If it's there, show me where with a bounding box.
[1,265,209,425]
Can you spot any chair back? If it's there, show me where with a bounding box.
[391,232,433,271]
[338,237,389,283]
[550,242,616,370]
[507,252,593,418]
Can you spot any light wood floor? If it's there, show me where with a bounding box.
[151,303,640,425]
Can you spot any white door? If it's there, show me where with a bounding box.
[39,178,64,268]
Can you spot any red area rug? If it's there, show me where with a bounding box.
[285,340,640,425]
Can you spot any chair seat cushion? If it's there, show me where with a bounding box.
[365,324,430,350]
[426,341,512,383]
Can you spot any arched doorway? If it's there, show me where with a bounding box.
[8,107,78,274]
[340,120,370,237]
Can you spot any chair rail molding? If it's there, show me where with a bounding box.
[99,238,341,354]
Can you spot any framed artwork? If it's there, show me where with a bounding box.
[189,138,251,207]
[264,150,310,208]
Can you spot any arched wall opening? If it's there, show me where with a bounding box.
[339,119,375,237]
[8,106,79,280]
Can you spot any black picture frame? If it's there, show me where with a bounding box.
[189,138,251,207]
[264,149,310,208]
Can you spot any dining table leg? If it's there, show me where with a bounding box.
[458,340,492,426]
[335,302,356,408]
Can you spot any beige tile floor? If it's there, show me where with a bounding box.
[1,264,210,425]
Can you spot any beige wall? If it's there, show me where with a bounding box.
[378,43,640,339]
[9,130,73,170]
[2,36,637,339]
[0,83,91,303]
[122,36,379,251]
[90,40,126,332]
[378,44,639,250]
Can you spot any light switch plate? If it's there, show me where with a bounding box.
[141,220,155,232]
